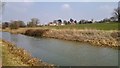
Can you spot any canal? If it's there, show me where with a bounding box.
[1,32,119,66]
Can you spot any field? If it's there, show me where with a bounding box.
[42,22,120,30]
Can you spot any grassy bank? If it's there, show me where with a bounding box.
[0,39,28,66]
[24,29,119,49]
[1,22,120,49]
[0,39,54,67]
[1,28,120,49]
[0,41,2,67]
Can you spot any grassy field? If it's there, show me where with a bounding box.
[1,22,120,33]
[42,22,120,30]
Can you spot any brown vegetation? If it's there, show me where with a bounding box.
[23,29,119,49]
[2,28,119,49]
[24,29,49,37]
[1,39,54,67]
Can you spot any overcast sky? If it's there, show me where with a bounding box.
[2,2,118,24]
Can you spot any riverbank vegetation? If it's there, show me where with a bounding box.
[1,21,120,49]
[0,39,54,67]
[2,28,119,49]
[23,29,119,49]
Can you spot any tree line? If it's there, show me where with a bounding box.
[2,18,39,29]
[2,2,120,29]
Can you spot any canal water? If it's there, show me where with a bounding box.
[1,32,119,66]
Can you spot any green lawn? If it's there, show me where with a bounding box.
[43,22,120,30]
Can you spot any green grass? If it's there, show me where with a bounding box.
[43,22,120,30]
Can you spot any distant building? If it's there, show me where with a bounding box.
[48,19,65,26]
[60,23,65,26]
[49,23,65,26]
[48,22,57,26]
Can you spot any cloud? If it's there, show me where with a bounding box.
[61,4,71,10]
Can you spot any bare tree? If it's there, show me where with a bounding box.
[118,1,120,22]
[113,8,120,22]
[31,18,39,25]
[70,18,74,23]
[63,20,68,25]
[27,18,39,27]
[74,20,77,24]
[57,19,62,25]
[9,21,19,29]
[113,2,120,22]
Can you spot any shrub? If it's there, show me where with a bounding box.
[9,22,19,29]
[24,29,49,37]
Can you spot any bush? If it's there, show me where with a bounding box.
[24,29,49,37]
[9,22,19,29]
[2,22,9,29]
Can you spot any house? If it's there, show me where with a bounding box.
[48,22,57,26]
[60,23,65,26]
[48,20,65,26]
